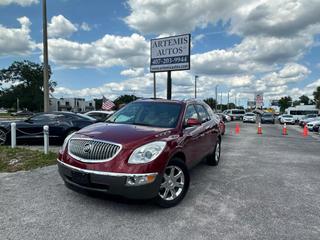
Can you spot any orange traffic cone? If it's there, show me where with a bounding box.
[235,123,240,134]
[257,122,262,134]
[282,123,288,135]
[303,125,309,137]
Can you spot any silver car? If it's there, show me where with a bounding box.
[243,112,256,123]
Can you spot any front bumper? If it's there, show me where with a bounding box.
[243,118,256,122]
[261,119,274,123]
[57,160,162,199]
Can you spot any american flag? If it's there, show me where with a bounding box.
[102,96,115,110]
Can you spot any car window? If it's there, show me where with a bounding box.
[29,114,58,121]
[203,103,214,120]
[232,110,245,114]
[107,102,182,128]
[184,105,199,123]
[195,105,210,123]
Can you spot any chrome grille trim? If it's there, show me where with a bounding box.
[67,138,122,163]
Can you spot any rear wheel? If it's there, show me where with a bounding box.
[207,138,221,166]
[0,128,7,145]
[155,158,189,208]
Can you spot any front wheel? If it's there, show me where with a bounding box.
[155,158,190,208]
[207,138,221,166]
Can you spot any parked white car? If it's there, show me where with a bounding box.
[0,108,8,114]
[243,112,257,123]
[306,120,320,131]
[279,114,295,125]
[84,110,114,122]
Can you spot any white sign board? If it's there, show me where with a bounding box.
[255,92,264,108]
[150,34,191,72]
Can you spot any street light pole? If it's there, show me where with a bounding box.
[220,92,222,111]
[194,75,198,98]
[42,0,49,112]
[227,90,230,109]
[215,85,218,112]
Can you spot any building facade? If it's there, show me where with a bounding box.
[49,98,95,112]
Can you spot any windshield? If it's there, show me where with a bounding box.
[245,113,255,116]
[106,101,182,128]
[283,115,293,118]
[263,113,273,117]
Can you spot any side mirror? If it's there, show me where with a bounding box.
[186,118,201,127]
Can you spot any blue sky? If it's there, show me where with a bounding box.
[1,0,320,107]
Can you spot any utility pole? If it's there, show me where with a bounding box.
[153,72,156,98]
[220,92,222,111]
[16,98,19,111]
[194,75,198,98]
[227,90,230,109]
[235,95,237,107]
[42,0,49,112]
[214,85,218,112]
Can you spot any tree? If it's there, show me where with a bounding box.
[94,98,102,110]
[114,95,138,108]
[299,95,310,105]
[203,98,217,110]
[0,61,56,111]
[278,96,292,112]
[313,86,320,109]
[293,100,300,107]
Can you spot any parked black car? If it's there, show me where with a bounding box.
[0,111,96,145]
[11,110,34,117]
[261,112,275,124]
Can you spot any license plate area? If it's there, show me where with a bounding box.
[71,171,90,186]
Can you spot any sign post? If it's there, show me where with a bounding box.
[150,34,191,100]
[153,72,156,99]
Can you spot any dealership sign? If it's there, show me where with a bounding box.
[255,92,264,108]
[150,34,191,72]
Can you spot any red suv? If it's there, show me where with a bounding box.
[57,99,222,207]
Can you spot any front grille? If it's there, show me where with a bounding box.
[68,138,121,162]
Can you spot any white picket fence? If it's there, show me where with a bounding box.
[10,123,49,154]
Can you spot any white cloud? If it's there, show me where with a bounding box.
[193,34,205,43]
[120,68,145,77]
[124,0,247,35]
[0,0,38,6]
[230,0,320,37]
[259,63,310,88]
[41,33,149,68]
[0,16,35,56]
[80,22,91,31]
[48,15,78,38]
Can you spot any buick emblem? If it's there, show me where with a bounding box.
[83,143,92,153]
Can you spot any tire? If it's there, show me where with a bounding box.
[207,137,221,166]
[0,128,7,145]
[155,158,190,208]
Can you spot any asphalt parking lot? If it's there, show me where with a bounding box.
[1,122,320,240]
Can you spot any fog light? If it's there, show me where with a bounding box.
[126,174,157,186]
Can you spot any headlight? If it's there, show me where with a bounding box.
[128,141,166,164]
[61,132,76,152]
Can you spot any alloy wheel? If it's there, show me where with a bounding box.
[215,141,221,162]
[159,166,185,201]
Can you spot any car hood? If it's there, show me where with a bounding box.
[74,122,175,149]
